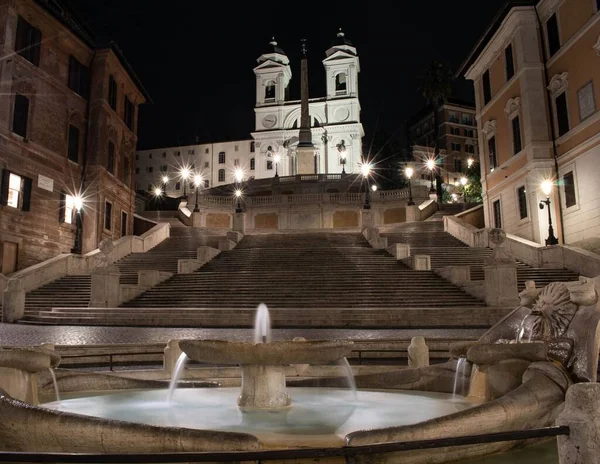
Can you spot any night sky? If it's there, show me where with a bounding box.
[64,1,506,150]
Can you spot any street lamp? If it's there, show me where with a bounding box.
[467,158,474,169]
[340,151,347,175]
[70,194,83,254]
[361,162,372,210]
[405,166,415,205]
[234,168,244,213]
[180,168,190,196]
[161,175,169,194]
[193,174,202,213]
[235,189,243,213]
[426,159,436,193]
[153,186,163,197]
[539,180,559,246]
[274,154,280,178]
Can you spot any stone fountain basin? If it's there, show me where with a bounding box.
[179,340,354,365]
[0,349,60,373]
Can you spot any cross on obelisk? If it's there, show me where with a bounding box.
[296,38,317,174]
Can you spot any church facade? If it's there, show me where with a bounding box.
[135,31,364,196]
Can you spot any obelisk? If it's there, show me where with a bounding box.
[296,39,316,174]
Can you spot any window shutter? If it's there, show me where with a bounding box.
[58,192,65,223]
[21,176,32,211]
[0,170,9,205]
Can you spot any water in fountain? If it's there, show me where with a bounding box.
[254,303,271,344]
[167,353,188,403]
[452,357,467,397]
[48,368,60,403]
[516,313,536,343]
[338,358,357,399]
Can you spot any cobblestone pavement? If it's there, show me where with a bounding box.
[0,324,485,346]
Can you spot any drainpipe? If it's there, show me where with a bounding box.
[534,5,565,244]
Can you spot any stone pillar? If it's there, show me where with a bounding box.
[1,278,25,323]
[483,229,519,307]
[412,255,431,271]
[360,209,374,231]
[89,268,121,308]
[232,213,246,234]
[238,365,291,410]
[191,211,204,228]
[408,337,429,368]
[447,266,471,285]
[406,205,421,222]
[557,383,600,464]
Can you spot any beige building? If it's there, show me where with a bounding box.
[408,99,478,185]
[459,0,600,246]
[0,0,148,273]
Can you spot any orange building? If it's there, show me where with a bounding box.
[458,0,600,246]
[0,0,149,273]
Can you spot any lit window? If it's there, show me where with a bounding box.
[7,173,22,208]
[64,194,75,224]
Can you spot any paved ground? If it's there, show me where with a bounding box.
[0,324,485,346]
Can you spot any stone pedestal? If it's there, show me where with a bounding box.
[406,205,420,222]
[447,266,471,285]
[408,337,429,368]
[483,263,519,307]
[393,243,411,259]
[2,278,25,323]
[232,213,246,235]
[360,210,375,231]
[412,255,431,271]
[238,365,291,410]
[296,147,316,175]
[557,383,600,464]
[89,267,121,308]
[191,211,204,228]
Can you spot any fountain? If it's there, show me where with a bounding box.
[0,277,598,462]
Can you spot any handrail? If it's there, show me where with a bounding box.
[0,426,569,462]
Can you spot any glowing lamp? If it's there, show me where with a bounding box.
[405,167,414,179]
[194,174,202,187]
[541,180,553,197]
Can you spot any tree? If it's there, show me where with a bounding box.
[420,61,454,202]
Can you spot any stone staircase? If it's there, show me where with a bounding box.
[22,228,223,317]
[426,204,467,221]
[381,222,579,290]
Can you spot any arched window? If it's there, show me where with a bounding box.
[335,73,347,94]
[250,141,255,153]
[218,169,225,182]
[265,81,276,101]
[250,158,255,170]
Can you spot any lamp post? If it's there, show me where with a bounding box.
[180,168,190,197]
[70,195,83,254]
[539,180,559,246]
[361,162,372,210]
[161,176,169,195]
[467,158,474,170]
[460,176,468,203]
[234,168,244,213]
[426,159,436,193]
[193,174,202,212]
[405,166,415,206]
[340,151,347,175]
[273,154,280,178]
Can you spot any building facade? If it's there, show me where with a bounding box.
[0,0,148,273]
[408,99,479,185]
[136,30,364,197]
[459,0,600,246]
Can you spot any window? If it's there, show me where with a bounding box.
[265,81,275,101]
[597,0,600,11]
[555,92,570,137]
[124,158,130,185]
[449,112,458,123]
[488,136,497,170]
[450,127,460,136]
[68,56,89,98]
[59,193,76,224]
[135,167,140,174]
[5,173,21,209]
[218,169,225,182]
[218,152,226,164]
[462,114,474,125]
[451,142,461,152]
[121,212,127,236]
[205,148,209,154]
[162,152,166,158]
[160,165,168,172]
[175,182,181,191]
[234,159,240,167]
[266,160,273,170]
[67,125,80,163]
[577,81,596,121]
[12,94,29,138]
[174,151,180,157]
[563,171,576,208]
[234,145,239,152]
[505,44,515,81]
[517,186,528,219]
[107,141,115,175]
[149,153,153,159]
[466,144,475,154]
[483,70,492,105]
[104,202,112,230]
[454,158,462,172]
[189,149,195,155]
[335,73,347,93]
[124,97,134,130]
[250,158,255,170]
[108,75,117,110]
[204,180,209,188]
[147,166,153,173]
[204,161,209,168]
[147,184,152,191]
[15,16,41,67]
[135,154,139,160]
[493,200,502,229]
[250,142,255,153]
[512,116,522,154]
[547,14,560,57]
[465,129,475,138]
